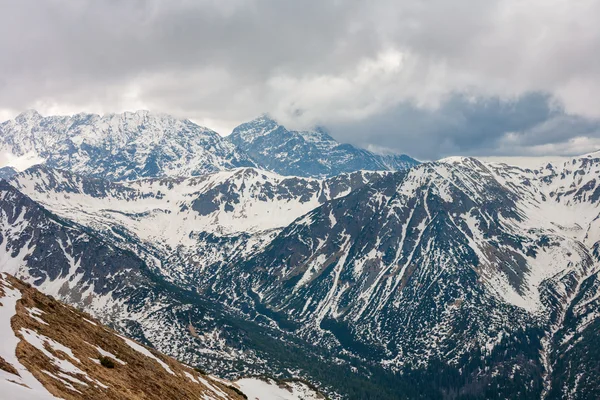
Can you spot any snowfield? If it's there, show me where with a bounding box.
[236,378,324,400]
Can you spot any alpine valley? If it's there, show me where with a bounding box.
[1,111,600,399]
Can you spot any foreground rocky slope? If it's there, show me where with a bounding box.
[0,273,247,400]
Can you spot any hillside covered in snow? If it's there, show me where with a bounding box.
[3,109,600,398]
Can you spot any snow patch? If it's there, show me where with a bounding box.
[118,335,175,375]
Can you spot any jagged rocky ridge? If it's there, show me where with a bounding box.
[3,152,600,398]
[0,111,417,182]
[228,114,419,178]
[0,110,255,181]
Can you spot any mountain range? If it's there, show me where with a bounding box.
[1,110,600,399]
[0,110,419,180]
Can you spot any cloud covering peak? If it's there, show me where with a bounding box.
[1,0,599,159]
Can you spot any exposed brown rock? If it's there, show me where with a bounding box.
[0,355,19,376]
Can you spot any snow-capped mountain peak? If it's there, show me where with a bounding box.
[227,115,419,178]
[14,109,42,124]
[230,113,281,144]
[0,110,256,180]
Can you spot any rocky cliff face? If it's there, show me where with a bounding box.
[227,114,419,178]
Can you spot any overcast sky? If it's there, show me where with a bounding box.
[1,0,600,160]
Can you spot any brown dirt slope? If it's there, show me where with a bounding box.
[0,273,246,400]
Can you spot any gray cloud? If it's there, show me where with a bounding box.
[328,92,600,160]
[1,0,599,159]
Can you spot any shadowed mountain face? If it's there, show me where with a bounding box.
[227,114,419,178]
[3,149,600,398]
[0,166,17,180]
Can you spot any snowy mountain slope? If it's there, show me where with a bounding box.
[6,150,600,397]
[0,110,255,181]
[227,114,419,178]
[0,181,286,374]
[10,165,385,236]
[0,170,384,398]
[194,154,600,398]
[9,165,385,284]
[236,377,326,400]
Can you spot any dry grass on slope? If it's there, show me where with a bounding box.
[1,274,246,400]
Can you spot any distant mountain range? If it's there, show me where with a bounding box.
[0,110,256,181]
[0,110,419,180]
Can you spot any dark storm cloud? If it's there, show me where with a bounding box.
[1,0,600,158]
[329,93,600,159]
